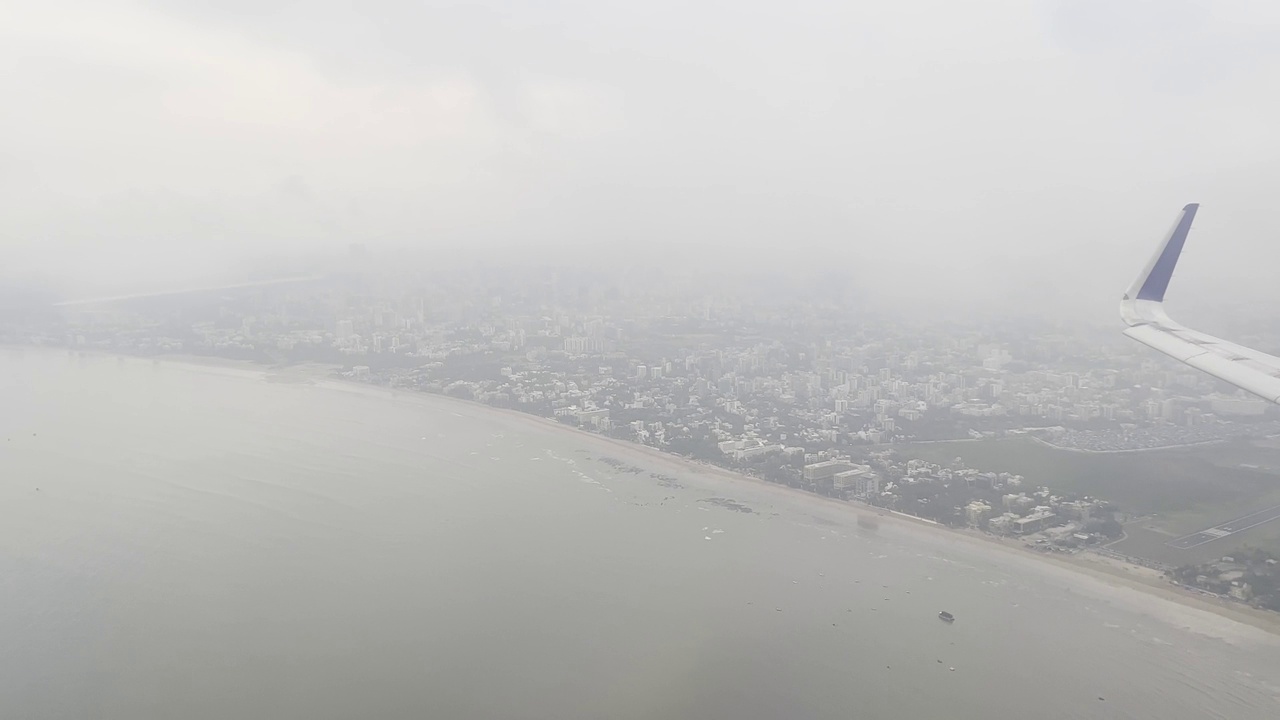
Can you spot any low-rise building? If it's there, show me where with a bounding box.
[1013,510,1056,535]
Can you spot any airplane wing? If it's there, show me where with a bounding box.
[1120,203,1280,404]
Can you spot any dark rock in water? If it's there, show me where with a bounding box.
[649,473,684,489]
[698,497,755,514]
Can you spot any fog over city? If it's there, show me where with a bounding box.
[11,4,1280,719]
[4,0,1280,321]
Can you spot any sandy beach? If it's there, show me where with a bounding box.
[314,376,1280,641]
[42,348,1280,641]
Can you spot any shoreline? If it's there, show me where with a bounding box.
[333,382,1280,640]
[27,347,1280,639]
[322,379,1280,635]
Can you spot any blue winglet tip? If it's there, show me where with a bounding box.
[1136,203,1199,302]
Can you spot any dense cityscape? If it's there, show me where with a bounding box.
[10,256,1279,448]
[5,255,1280,611]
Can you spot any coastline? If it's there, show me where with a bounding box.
[325,380,1280,640]
[27,347,1280,639]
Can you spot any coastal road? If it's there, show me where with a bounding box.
[1166,504,1280,549]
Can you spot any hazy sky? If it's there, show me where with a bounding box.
[4,1,1280,320]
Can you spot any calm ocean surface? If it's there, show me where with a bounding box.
[3,348,1279,719]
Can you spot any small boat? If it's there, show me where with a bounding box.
[938,611,955,623]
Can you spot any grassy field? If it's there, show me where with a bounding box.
[1185,439,1280,474]
[1110,522,1280,566]
[899,437,1280,564]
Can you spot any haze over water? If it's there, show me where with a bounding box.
[3,349,1278,719]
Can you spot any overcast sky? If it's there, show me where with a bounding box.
[3,0,1280,320]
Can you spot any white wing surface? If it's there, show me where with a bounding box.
[1120,204,1280,404]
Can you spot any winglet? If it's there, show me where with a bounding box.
[1123,203,1199,303]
